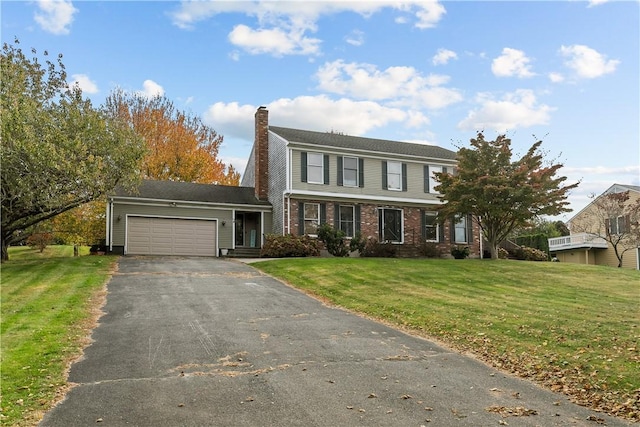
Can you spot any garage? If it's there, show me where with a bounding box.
[127,216,217,256]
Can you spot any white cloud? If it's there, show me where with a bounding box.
[559,44,619,79]
[137,80,165,98]
[491,48,535,78]
[432,48,457,65]
[345,30,364,47]
[587,0,611,7]
[170,1,445,56]
[228,24,321,56]
[548,72,564,83]
[457,89,554,132]
[316,60,462,109]
[70,74,98,94]
[203,96,429,142]
[34,0,77,35]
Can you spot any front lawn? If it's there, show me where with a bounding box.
[1,246,115,426]
[254,258,640,420]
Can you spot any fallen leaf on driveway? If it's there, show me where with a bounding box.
[486,405,538,417]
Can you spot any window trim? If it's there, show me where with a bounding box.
[306,152,324,185]
[337,205,355,237]
[342,156,359,187]
[386,161,402,191]
[303,203,320,235]
[423,211,439,242]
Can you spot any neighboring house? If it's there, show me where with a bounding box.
[548,184,640,269]
[106,107,479,257]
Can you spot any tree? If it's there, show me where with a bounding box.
[1,40,145,261]
[105,89,240,185]
[435,133,579,259]
[571,190,640,268]
[49,199,107,246]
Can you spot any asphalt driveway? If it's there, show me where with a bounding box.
[40,257,630,426]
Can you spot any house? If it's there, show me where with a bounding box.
[548,184,640,269]
[106,107,479,257]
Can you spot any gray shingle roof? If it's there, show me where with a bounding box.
[114,180,270,205]
[270,126,457,160]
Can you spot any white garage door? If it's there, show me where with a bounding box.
[127,217,217,256]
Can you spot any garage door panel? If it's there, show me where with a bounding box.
[127,217,217,256]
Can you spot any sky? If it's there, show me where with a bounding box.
[2,0,639,221]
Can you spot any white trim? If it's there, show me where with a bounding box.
[112,198,271,211]
[286,189,442,206]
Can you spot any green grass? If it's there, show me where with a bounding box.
[1,246,116,426]
[254,258,640,420]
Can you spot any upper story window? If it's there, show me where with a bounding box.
[338,156,364,188]
[307,153,324,184]
[343,157,358,187]
[424,165,451,193]
[382,161,407,191]
[301,152,329,185]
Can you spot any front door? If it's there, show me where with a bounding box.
[235,213,244,247]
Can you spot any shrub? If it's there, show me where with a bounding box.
[498,247,509,259]
[450,245,470,259]
[317,224,350,257]
[419,241,441,258]
[27,232,54,253]
[349,231,366,254]
[260,234,320,258]
[513,246,549,262]
[361,239,397,258]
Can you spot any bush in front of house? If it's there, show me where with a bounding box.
[450,245,470,259]
[361,239,397,258]
[419,241,441,258]
[498,247,509,259]
[512,246,549,261]
[260,234,320,258]
[317,224,350,257]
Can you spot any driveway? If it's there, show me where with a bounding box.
[41,257,629,426]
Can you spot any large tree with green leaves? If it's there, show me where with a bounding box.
[1,40,145,261]
[435,133,579,259]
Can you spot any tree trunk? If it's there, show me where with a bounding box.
[489,243,499,259]
[1,237,9,262]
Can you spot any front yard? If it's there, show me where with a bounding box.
[254,257,640,421]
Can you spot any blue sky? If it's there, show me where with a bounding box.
[3,0,639,220]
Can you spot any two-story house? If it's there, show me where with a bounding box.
[241,107,478,256]
[106,107,479,257]
[548,184,640,269]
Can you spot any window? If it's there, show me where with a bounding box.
[454,215,468,243]
[607,215,629,235]
[343,157,358,187]
[304,203,320,234]
[423,211,438,241]
[378,208,403,243]
[387,161,402,191]
[307,153,324,184]
[424,165,444,193]
[338,205,355,237]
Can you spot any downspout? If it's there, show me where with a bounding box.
[478,216,483,259]
[108,198,114,252]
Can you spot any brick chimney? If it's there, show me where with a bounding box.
[254,106,269,201]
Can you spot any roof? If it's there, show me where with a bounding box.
[605,183,640,194]
[269,126,457,161]
[113,180,270,206]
